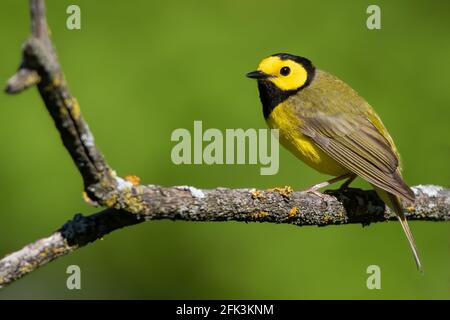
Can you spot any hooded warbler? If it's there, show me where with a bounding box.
[247,53,421,272]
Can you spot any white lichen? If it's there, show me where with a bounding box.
[115,176,133,191]
[413,185,443,197]
[176,185,205,199]
[80,132,95,148]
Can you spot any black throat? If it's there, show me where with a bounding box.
[257,81,298,119]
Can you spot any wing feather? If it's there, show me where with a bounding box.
[301,113,414,202]
[288,70,414,202]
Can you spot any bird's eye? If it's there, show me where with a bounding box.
[280,66,290,76]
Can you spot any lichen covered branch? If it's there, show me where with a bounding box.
[6,0,115,194]
[0,209,143,288]
[1,184,449,288]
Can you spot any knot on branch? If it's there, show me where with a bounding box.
[60,213,98,246]
[5,36,59,95]
[5,68,40,94]
[60,210,144,247]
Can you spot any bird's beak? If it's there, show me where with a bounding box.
[246,70,270,80]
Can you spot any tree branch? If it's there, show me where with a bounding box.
[7,0,115,193]
[1,0,448,289]
[1,184,449,288]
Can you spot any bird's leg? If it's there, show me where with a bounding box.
[304,173,354,193]
[338,174,357,190]
[303,173,354,200]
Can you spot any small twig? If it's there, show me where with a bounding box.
[5,68,40,94]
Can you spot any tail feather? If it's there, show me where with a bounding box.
[396,211,423,273]
[373,186,423,273]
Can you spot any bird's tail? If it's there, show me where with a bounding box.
[374,186,423,273]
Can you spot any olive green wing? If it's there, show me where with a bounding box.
[298,111,415,202]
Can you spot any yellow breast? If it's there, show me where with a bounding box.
[266,102,348,177]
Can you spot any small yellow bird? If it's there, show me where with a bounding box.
[247,53,422,271]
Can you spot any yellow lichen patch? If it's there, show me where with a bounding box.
[109,168,118,178]
[52,74,63,87]
[406,205,415,213]
[250,211,270,220]
[250,190,264,200]
[120,190,147,214]
[63,97,81,120]
[104,193,119,208]
[125,175,141,186]
[268,186,293,198]
[38,247,50,258]
[82,191,99,206]
[58,103,69,116]
[54,246,70,254]
[70,97,81,120]
[335,212,345,219]
[19,263,33,274]
[322,213,333,223]
[289,207,299,217]
[25,72,40,87]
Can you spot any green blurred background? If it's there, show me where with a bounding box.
[0,0,449,299]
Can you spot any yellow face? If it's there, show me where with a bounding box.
[257,56,309,91]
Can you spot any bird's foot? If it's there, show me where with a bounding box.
[303,187,336,202]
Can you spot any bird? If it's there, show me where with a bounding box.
[246,53,422,272]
